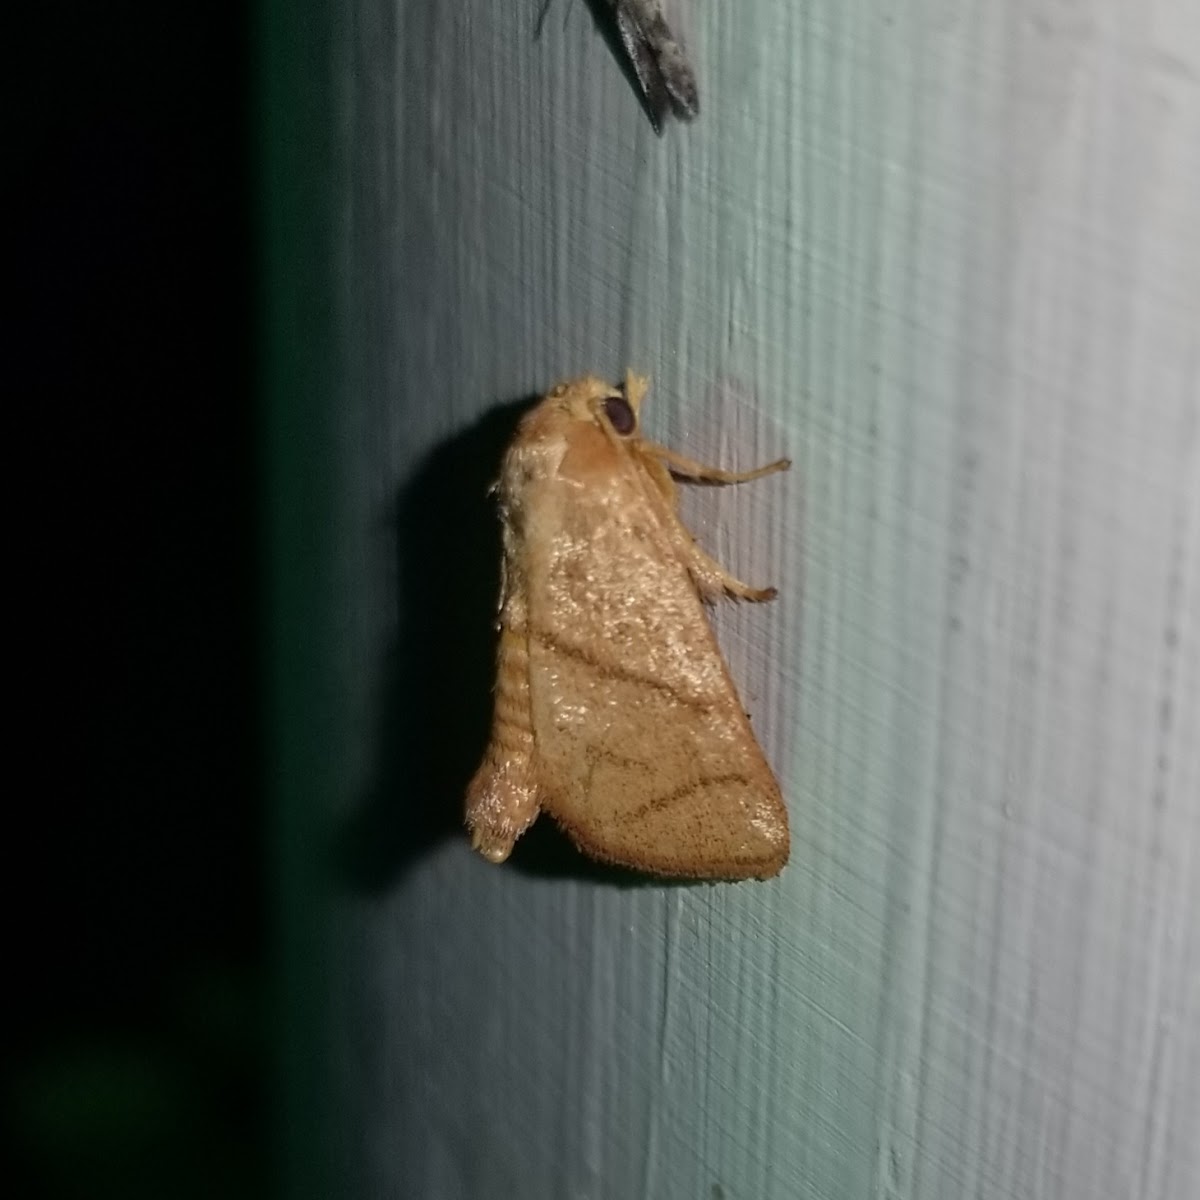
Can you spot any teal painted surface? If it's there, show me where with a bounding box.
[272,1,1200,1196]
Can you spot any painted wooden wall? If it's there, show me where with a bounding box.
[267,1,1199,1196]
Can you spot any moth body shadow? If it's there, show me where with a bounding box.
[507,819,698,888]
[335,395,537,893]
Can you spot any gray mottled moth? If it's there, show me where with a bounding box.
[606,0,700,132]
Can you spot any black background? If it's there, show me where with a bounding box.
[11,4,262,1194]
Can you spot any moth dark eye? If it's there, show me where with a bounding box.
[603,395,636,436]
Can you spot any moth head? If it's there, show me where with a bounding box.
[547,372,649,440]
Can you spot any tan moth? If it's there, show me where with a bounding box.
[465,373,790,880]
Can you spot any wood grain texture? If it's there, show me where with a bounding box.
[298,0,1200,1196]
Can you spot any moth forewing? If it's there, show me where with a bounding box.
[611,1,700,132]
[464,374,789,879]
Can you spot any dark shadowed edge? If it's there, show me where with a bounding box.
[334,395,534,892]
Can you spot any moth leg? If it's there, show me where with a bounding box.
[636,497,777,602]
[465,627,542,862]
[631,443,679,506]
[646,443,791,486]
[631,443,784,602]
[677,535,779,603]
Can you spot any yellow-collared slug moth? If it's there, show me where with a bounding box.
[465,373,790,880]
